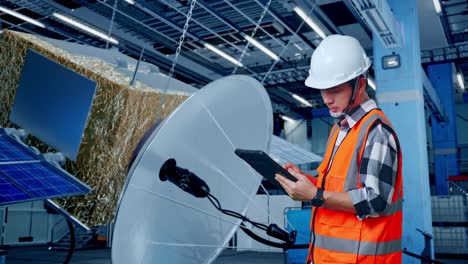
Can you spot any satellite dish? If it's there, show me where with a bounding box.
[112,75,273,263]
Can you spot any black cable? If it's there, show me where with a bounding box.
[63,219,75,264]
[456,114,468,123]
[207,194,268,230]
[206,193,296,249]
[239,223,290,249]
[159,159,296,249]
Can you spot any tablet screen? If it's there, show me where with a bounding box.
[235,149,296,189]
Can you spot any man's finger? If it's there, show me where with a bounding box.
[275,173,291,185]
[283,163,298,171]
[275,174,292,194]
[287,168,307,181]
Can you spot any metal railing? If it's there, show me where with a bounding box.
[431,179,468,256]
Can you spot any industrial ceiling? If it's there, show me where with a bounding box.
[0,0,466,118]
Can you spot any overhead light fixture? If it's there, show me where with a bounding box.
[293,6,326,39]
[382,54,401,69]
[204,43,243,67]
[368,77,376,90]
[457,73,465,90]
[52,13,119,45]
[280,115,295,123]
[293,43,303,51]
[244,36,279,61]
[0,6,46,28]
[125,0,136,4]
[432,0,442,14]
[292,93,312,107]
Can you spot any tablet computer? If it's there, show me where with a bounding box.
[235,149,296,189]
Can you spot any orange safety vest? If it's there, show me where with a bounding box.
[306,109,403,264]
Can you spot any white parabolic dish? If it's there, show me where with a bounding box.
[112,75,273,263]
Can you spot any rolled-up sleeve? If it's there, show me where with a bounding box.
[348,124,398,219]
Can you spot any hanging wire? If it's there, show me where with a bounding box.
[105,0,118,49]
[129,46,145,86]
[155,0,197,122]
[232,0,273,74]
[260,1,323,85]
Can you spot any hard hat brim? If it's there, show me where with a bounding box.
[304,75,344,90]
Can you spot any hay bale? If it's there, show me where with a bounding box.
[0,30,189,225]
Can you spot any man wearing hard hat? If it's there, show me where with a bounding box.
[276,35,403,264]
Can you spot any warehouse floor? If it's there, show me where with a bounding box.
[1,246,284,264]
[1,246,467,264]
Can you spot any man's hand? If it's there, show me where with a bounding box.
[275,166,317,201]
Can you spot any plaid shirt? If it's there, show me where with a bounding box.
[330,99,399,219]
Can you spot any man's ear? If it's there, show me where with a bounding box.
[358,77,368,93]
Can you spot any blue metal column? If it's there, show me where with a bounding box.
[373,0,433,262]
[428,64,459,195]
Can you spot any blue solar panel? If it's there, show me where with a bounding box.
[0,135,35,162]
[0,162,89,205]
[0,174,32,204]
[269,135,322,165]
[0,130,91,205]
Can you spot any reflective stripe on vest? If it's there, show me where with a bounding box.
[314,234,402,256]
[307,109,403,264]
[343,113,384,190]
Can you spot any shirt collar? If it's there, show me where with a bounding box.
[338,99,378,129]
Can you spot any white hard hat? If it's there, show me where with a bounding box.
[305,35,371,89]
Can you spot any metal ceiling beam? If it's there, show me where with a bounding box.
[157,0,246,54]
[134,0,242,55]
[254,0,317,49]
[220,0,287,49]
[95,0,236,75]
[90,0,246,78]
[192,0,307,74]
[76,0,180,46]
[453,32,468,43]
[130,2,199,39]
[1,18,212,86]
[348,0,402,48]
[26,0,224,82]
[119,1,260,75]
[438,0,455,44]
[342,0,373,37]
[195,0,243,33]
[306,1,340,35]
[0,7,108,46]
[421,44,468,65]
